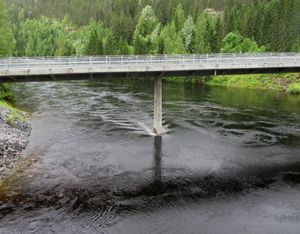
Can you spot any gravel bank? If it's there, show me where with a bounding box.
[0,105,31,181]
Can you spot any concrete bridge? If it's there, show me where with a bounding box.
[1,53,300,135]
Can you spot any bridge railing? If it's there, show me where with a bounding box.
[0,53,299,68]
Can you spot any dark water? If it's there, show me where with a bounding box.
[1,80,300,234]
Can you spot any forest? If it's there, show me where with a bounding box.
[0,0,299,58]
[0,0,300,99]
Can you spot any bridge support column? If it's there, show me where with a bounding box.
[154,78,163,135]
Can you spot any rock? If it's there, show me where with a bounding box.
[0,105,31,182]
[0,203,14,215]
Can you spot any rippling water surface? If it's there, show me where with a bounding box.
[1,80,300,233]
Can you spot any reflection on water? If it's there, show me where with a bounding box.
[153,136,162,184]
[0,80,300,233]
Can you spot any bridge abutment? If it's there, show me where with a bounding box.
[154,78,163,135]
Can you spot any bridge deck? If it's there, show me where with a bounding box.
[0,53,300,83]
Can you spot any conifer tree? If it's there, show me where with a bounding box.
[173,4,185,31]
[133,6,158,54]
[86,29,104,55]
[182,15,195,53]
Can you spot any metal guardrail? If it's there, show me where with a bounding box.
[0,53,299,69]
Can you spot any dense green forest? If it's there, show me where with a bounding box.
[1,0,299,58]
[0,0,300,100]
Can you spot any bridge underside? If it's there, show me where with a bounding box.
[1,67,300,83]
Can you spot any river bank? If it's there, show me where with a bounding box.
[0,101,31,182]
[166,73,300,94]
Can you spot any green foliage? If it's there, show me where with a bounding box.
[206,75,281,90]
[6,0,252,26]
[17,17,65,56]
[158,22,186,54]
[291,39,300,52]
[0,0,15,102]
[54,18,75,56]
[133,6,158,54]
[0,0,15,56]
[182,15,195,53]
[85,28,104,55]
[193,12,221,53]
[221,32,265,53]
[0,84,14,101]
[173,4,185,31]
[223,0,298,52]
[2,0,300,57]
[288,83,300,95]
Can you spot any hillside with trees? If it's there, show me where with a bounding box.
[2,0,300,57]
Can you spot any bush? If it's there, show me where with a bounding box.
[0,84,15,101]
[288,83,300,95]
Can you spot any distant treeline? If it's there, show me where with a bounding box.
[0,0,300,58]
[6,0,253,25]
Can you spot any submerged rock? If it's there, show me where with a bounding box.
[0,104,31,181]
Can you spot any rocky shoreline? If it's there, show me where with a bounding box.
[0,105,31,182]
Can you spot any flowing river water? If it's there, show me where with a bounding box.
[1,79,300,233]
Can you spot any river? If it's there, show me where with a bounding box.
[1,79,300,233]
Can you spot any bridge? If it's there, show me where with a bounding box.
[1,53,300,135]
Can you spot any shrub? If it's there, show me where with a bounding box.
[0,84,14,101]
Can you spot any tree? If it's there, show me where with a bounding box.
[18,17,61,56]
[83,22,105,55]
[85,29,103,55]
[158,22,186,54]
[55,32,75,56]
[133,6,158,54]
[291,39,300,52]
[0,0,15,56]
[173,4,185,31]
[0,0,15,101]
[267,0,295,51]
[193,12,214,53]
[182,15,195,53]
[221,32,265,53]
[103,30,117,55]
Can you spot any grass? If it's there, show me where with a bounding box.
[166,73,300,94]
[206,74,283,90]
[288,83,300,94]
[0,100,29,126]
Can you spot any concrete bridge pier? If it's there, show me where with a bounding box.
[154,78,163,135]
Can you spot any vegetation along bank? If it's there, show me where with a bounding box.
[167,73,300,95]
